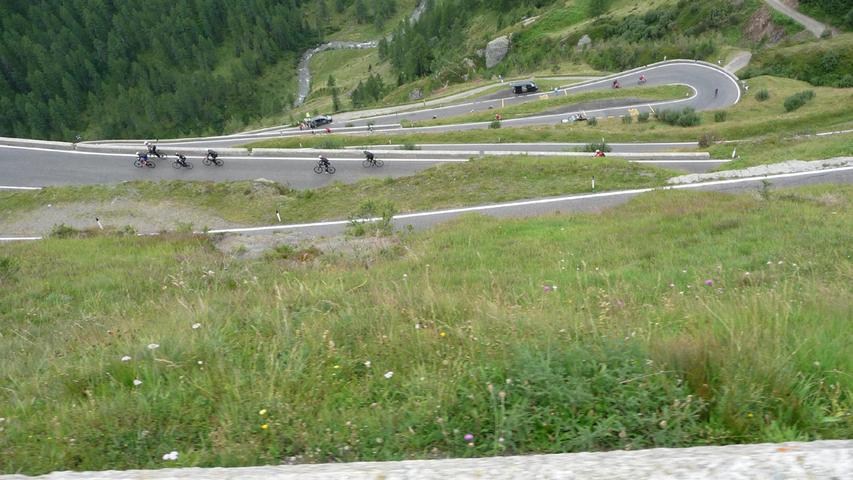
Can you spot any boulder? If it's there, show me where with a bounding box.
[485,36,510,69]
[577,34,592,51]
[408,88,424,100]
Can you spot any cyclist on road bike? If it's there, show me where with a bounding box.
[318,155,331,168]
[207,149,218,160]
[363,150,375,163]
[175,153,189,167]
[136,151,152,166]
[145,141,162,157]
[639,74,646,83]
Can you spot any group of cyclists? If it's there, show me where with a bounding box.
[135,142,222,169]
[136,142,379,175]
[315,150,382,174]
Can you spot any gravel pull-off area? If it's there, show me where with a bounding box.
[668,157,852,184]
[1,441,850,479]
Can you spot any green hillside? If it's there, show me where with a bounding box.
[0,0,411,141]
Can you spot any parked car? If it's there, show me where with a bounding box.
[510,81,538,94]
[307,115,333,128]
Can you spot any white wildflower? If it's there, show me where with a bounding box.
[121,355,132,362]
[384,371,394,379]
[147,343,160,350]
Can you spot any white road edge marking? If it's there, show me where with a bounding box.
[0,185,42,190]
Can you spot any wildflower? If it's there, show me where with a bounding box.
[464,433,474,442]
[384,371,394,379]
[669,283,675,288]
[498,437,505,443]
[259,409,268,416]
[192,323,201,330]
[439,331,447,337]
[121,355,132,362]
[261,424,269,430]
[658,420,667,428]
[364,360,371,368]
[197,360,204,365]
[704,279,714,286]
[162,451,179,461]
[542,285,553,293]
[133,379,143,386]
[147,343,160,350]
[334,365,341,369]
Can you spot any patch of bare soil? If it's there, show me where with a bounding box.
[0,200,238,236]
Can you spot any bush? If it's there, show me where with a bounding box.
[657,107,701,127]
[401,143,420,150]
[783,90,815,112]
[755,89,770,102]
[49,223,79,238]
[347,200,397,237]
[621,115,633,124]
[637,112,650,123]
[714,111,727,122]
[0,257,20,284]
[588,117,598,126]
[489,120,502,129]
[698,133,717,148]
[583,142,612,153]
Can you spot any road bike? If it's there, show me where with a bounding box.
[362,158,384,168]
[171,154,193,169]
[203,152,223,167]
[314,163,336,174]
[133,157,155,168]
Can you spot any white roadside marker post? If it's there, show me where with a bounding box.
[276,210,282,223]
[592,176,596,191]
[96,217,103,230]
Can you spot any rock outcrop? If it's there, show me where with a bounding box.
[485,36,510,69]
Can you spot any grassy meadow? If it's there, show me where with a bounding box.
[1,184,851,474]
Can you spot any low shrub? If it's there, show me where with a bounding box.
[755,89,770,102]
[583,142,612,153]
[783,90,815,112]
[0,257,20,284]
[698,133,717,148]
[588,117,598,126]
[637,112,650,123]
[401,143,420,150]
[489,120,502,129]
[657,107,701,127]
[347,200,397,237]
[714,111,728,123]
[49,223,80,238]
[621,115,633,124]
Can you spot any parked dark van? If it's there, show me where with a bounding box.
[511,81,538,94]
[307,114,333,128]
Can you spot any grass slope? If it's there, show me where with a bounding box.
[1,185,851,474]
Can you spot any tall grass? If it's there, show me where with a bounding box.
[1,186,851,474]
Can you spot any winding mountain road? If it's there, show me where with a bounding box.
[3,58,851,241]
